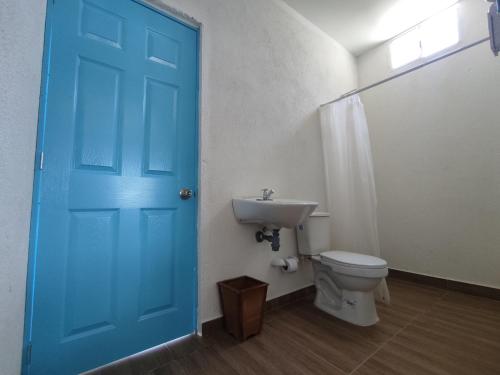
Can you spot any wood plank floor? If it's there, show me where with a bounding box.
[86,278,500,375]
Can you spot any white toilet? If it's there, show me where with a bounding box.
[296,212,388,326]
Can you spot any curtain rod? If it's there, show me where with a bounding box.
[320,36,491,107]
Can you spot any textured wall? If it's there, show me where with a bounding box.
[0,1,47,374]
[0,0,356,373]
[152,0,357,324]
[357,0,500,288]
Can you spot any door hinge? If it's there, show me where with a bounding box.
[26,342,32,365]
[38,151,44,170]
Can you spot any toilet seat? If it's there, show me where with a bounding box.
[321,251,387,268]
[320,251,388,278]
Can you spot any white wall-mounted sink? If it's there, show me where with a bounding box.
[232,197,318,229]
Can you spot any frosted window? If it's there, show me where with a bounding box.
[421,7,459,57]
[390,5,459,69]
[390,29,421,69]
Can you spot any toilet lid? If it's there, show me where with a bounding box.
[321,251,387,269]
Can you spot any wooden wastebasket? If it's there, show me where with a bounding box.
[217,276,269,341]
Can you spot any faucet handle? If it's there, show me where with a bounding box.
[261,188,276,200]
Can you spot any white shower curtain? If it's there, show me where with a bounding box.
[319,95,390,304]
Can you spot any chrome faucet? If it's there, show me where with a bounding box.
[261,188,275,201]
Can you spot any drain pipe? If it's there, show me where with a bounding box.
[255,228,280,251]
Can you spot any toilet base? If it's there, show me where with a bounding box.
[314,289,379,326]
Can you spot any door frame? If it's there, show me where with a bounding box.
[22,1,201,373]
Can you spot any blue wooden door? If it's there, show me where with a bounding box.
[26,1,198,374]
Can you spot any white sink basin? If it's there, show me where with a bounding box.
[232,197,318,229]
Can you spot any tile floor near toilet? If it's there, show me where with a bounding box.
[87,277,500,375]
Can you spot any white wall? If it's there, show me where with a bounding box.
[0,0,357,373]
[151,0,357,322]
[0,1,47,374]
[357,0,500,288]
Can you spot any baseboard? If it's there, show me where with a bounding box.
[201,285,316,334]
[264,285,316,312]
[389,268,500,301]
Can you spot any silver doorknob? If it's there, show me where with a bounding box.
[179,188,193,200]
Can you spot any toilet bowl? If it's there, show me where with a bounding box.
[312,251,387,326]
[296,213,388,326]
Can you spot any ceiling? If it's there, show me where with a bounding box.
[281,0,459,56]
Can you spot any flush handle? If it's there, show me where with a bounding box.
[179,188,193,200]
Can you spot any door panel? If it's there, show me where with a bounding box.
[63,209,119,341]
[74,58,123,172]
[27,1,198,374]
[143,78,178,175]
[139,209,176,319]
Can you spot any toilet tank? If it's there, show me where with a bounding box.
[296,212,331,255]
